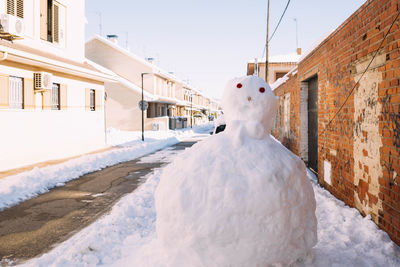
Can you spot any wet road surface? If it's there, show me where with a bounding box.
[0,141,197,264]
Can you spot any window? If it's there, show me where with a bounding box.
[9,76,24,109]
[90,89,95,111]
[7,0,24,19]
[51,83,60,110]
[275,72,287,82]
[40,0,64,44]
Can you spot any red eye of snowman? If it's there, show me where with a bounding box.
[259,87,265,93]
[237,83,242,88]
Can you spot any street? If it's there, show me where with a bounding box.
[0,140,198,265]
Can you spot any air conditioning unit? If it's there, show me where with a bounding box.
[0,14,24,38]
[34,72,53,90]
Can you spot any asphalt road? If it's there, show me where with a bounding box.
[0,141,197,265]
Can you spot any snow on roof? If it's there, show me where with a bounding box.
[87,35,215,101]
[86,59,155,100]
[249,52,302,64]
[270,66,298,91]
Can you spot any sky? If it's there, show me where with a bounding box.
[85,0,366,100]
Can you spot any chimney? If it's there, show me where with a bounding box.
[146,57,155,64]
[297,48,302,55]
[106,34,119,44]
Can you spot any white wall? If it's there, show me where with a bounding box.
[0,63,106,172]
[0,110,105,171]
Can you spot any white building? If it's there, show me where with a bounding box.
[0,0,114,172]
[86,35,217,131]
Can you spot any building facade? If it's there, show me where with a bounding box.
[0,0,113,172]
[85,35,220,131]
[247,50,301,84]
[272,0,400,245]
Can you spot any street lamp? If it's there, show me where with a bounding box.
[141,73,150,141]
[189,91,198,128]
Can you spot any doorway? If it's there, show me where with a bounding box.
[307,76,318,172]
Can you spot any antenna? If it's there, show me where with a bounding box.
[294,18,298,49]
[125,32,129,49]
[97,12,102,36]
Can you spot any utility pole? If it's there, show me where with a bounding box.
[265,0,270,84]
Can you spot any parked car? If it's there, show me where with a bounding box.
[211,114,226,135]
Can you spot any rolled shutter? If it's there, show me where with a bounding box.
[85,88,90,110]
[23,78,35,109]
[95,89,102,111]
[43,90,51,110]
[53,3,59,43]
[60,84,67,110]
[40,0,47,40]
[0,74,9,108]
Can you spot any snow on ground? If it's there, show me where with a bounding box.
[0,124,213,211]
[20,137,400,267]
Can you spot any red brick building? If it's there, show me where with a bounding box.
[272,0,400,245]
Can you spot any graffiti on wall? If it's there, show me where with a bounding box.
[352,61,384,220]
[381,94,400,151]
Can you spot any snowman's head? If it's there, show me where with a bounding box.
[221,75,277,133]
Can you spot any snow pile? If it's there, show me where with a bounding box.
[155,76,317,266]
[20,139,400,267]
[249,52,302,64]
[0,124,213,211]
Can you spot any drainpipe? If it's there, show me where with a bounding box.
[0,51,8,61]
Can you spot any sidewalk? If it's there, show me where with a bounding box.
[0,125,213,211]
[0,147,114,180]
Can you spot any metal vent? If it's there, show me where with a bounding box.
[34,73,42,89]
[7,0,15,15]
[16,0,24,19]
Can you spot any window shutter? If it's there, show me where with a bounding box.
[60,84,67,110]
[0,74,9,108]
[53,3,59,43]
[40,0,47,40]
[23,78,34,109]
[16,0,24,18]
[85,88,91,110]
[95,90,103,111]
[57,3,66,47]
[7,0,15,16]
[42,90,51,110]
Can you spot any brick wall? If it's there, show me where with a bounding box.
[272,0,400,245]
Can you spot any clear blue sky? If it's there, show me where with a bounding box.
[85,0,365,100]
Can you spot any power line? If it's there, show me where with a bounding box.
[261,0,292,59]
[318,9,400,139]
[269,0,291,42]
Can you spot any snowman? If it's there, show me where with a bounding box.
[155,75,317,267]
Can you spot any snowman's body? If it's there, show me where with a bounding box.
[155,76,317,267]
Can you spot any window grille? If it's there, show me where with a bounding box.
[90,89,95,111]
[9,76,24,109]
[51,83,60,110]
